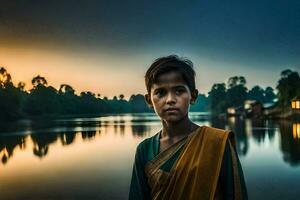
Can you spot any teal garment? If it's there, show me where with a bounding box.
[129,132,247,200]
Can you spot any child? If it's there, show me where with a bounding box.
[129,55,247,200]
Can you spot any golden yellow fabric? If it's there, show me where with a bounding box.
[145,126,241,200]
[145,134,190,198]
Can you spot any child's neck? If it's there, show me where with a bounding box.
[161,116,197,139]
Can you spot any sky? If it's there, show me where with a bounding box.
[0,0,299,98]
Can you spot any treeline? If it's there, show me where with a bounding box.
[208,76,275,114]
[1,67,299,121]
[0,67,155,121]
[208,69,300,114]
[0,67,208,121]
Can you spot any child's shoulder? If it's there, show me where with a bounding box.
[202,125,227,132]
[201,125,233,136]
[136,131,160,151]
[134,132,160,164]
[200,125,235,146]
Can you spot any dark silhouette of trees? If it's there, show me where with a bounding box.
[208,76,275,114]
[0,67,12,87]
[264,87,276,103]
[23,76,60,116]
[248,85,276,103]
[0,67,230,118]
[31,75,47,88]
[119,94,124,100]
[58,84,78,114]
[0,134,26,164]
[0,67,23,121]
[227,76,246,88]
[277,69,300,107]
[0,66,298,120]
[17,82,26,91]
[129,94,151,113]
[208,83,227,113]
[59,84,75,95]
[190,93,208,112]
[248,86,265,102]
[226,76,248,108]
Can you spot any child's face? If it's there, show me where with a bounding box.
[145,71,197,123]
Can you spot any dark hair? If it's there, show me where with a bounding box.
[145,55,196,94]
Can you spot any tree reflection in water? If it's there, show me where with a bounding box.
[0,135,26,164]
[225,116,249,156]
[31,133,58,158]
[59,131,77,146]
[279,120,300,166]
[1,115,300,167]
[81,130,97,141]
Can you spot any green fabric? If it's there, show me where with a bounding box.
[129,132,247,200]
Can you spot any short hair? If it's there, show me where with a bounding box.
[145,55,196,94]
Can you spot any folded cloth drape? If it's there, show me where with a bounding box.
[144,126,244,200]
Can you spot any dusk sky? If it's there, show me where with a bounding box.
[0,0,299,98]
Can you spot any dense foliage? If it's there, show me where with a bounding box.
[1,66,296,121]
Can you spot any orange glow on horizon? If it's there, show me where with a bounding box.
[0,47,146,98]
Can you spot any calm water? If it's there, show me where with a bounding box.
[0,113,300,200]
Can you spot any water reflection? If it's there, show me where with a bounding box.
[1,114,300,167]
[227,116,249,156]
[293,123,300,139]
[81,130,98,141]
[279,120,300,166]
[0,130,103,164]
[210,116,226,129]
[1,114,300,199]
[31,132,57,158]
[0,134,26,164]
[59,131,76,145]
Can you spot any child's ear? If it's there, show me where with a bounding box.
[190,89,198,104]
[144,94,153,108]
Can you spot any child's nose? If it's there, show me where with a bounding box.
[166,92,176,104]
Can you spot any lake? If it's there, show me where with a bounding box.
[1,113,300,200]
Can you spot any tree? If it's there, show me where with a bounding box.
[248,86,265,103]
[129,94,151,113]
[57,84,78,114]
[119,94,125,100]
[0,67,22,120]
[190,93,208,112]
[77,91,105,114]
[226,76,248,108]
[59,84,75,95]
[80,91,94,97]
[31,75,47,89]
[227,76,246,88]
[264,87,276,103]
[24,76,60,116]
[208,83,227,113]
[17,82,26,91]
[0,67,12,88]
[276,69,300,107]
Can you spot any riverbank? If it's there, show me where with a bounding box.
[263,107,300,120]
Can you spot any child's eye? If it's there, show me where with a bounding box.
[155,90,165,97]
[175,88,185,95]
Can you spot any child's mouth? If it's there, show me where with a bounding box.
[164,108,180,112]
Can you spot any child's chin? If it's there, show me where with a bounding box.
[163,116,183,123]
